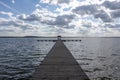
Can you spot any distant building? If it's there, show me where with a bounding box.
[57,36,61,40]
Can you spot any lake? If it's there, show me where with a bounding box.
[0,38,120,80]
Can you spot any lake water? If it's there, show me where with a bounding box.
[65,38,120,80]
[0,38,120,80]
[0,38,55,80]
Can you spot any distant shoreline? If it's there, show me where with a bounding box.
[0,36,120,38]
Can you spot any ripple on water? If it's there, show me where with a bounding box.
[0,38,55,79]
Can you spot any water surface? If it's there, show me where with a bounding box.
[64,38,120,80]
[0,37,120,80]
[0,38,55,80]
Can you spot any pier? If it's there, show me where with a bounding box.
[37,40,81,42]
[32,39,89,80]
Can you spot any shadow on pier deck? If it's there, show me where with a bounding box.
[32,40,90,80]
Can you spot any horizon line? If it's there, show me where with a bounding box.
[0,36,120,38]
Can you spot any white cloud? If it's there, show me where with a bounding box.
[0,16,44,36]
[35,4,40,8]
[0,18,33,31]
[103,1,120,10]
[0,11,13,17]
[15,0,120,36]
[1,0,120,36]
[12,0,15,4]
[22,0,120,36]
[18,7,75,28]
[40,0,72,5]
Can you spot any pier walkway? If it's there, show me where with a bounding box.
[32,40,90,80]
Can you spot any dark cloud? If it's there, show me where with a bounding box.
[57,0,71,4]
[73,5,112,22]
[66,25,75,29]
[0,30,14,32]
[111,10,120,18]
[0,20,22,27]
[105,23,120,28]
[50,15,74,26]
[103,1,120,10]
[47,14,75,29]
[19,13,75,28]
[94,10,112,22]
[102,1,120,19]
[0,20,33,30]
[18,14,40,21]
[41,0,71,4]
[82,24,92,28]
[18,13,55,25]
[72,5,98,15]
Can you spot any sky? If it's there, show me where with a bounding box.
[0,0,120,37]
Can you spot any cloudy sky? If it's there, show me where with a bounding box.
[0,0,120,37]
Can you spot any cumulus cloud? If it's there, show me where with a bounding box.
[18,8,56,22]
[72,5,98,15]
[18,14,41,22]
[103,1,120,10]
[110,10,120,18]
[101,1,120,19]
[0,11,13,17]
[72,5,112,22]
[19,14,75,29]
[40,0,72,5]
[18,7,75,29]
[57,0,71,4]
[17,0,120,36]
[1,0,120,36]
[50,15,74,26]
[0,17,47,36]
[94,10,112,22]
[0,18,35,31]
[105,23,120,28]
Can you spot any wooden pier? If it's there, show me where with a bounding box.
[32,40,89,80]
[37,40,81,42]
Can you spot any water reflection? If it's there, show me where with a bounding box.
[64,38,120,80]
[0,38,55,80]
